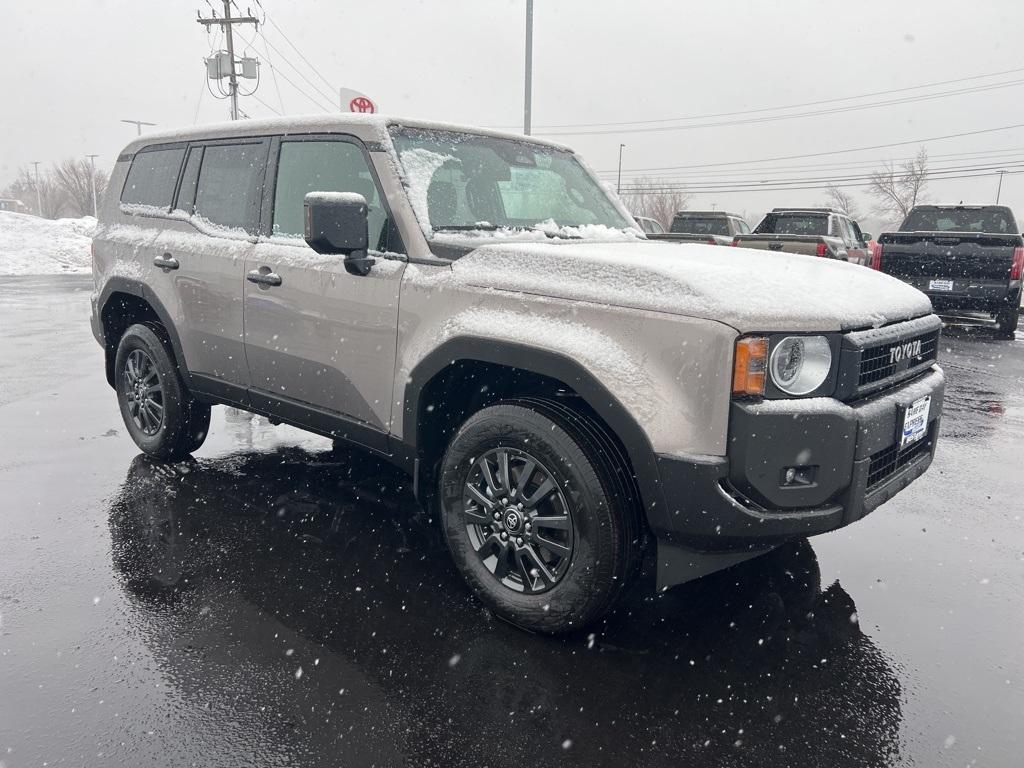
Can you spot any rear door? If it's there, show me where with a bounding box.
[157,138,269,398]
[243,135,406,449]
[838,216,869,265]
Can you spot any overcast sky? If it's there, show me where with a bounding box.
[2,0,1023,227]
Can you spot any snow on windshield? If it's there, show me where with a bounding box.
[391,127,639,241]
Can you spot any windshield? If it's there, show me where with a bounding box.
[390,127,636,237]
[900,207,1018,233]
[757,213,829,236]
[671,216,729,235]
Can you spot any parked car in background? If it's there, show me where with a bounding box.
[648,210,750,245]
[735,208,872,265]
[0,198,30,214]
[875,205,1023,339]
[633,215,665,235]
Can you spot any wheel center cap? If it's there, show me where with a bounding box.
[503,509,523,534]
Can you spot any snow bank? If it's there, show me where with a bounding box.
[0,211,95,275]
[453,240,935,332]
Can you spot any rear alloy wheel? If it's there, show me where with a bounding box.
[115,324,211,460]
[439,400,640,634]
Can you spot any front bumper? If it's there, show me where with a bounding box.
[653,366,944,552]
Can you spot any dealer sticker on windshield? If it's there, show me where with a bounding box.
[900,395,931,450]
[929,279,954,291]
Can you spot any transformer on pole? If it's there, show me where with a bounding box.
[197,2,260,120]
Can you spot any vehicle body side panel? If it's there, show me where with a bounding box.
[390,264,737,458]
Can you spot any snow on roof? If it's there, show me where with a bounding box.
[119,114,571,157]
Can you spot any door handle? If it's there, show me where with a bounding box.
[153,253,179,270]
[247,268,282,287]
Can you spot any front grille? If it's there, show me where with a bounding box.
[858,330,940,387]
[836,315,943,401]
[867,430,933,489]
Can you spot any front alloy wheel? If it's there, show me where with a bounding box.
[463,448,574,594]
[439,400,640,634]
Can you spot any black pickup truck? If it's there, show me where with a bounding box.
[876,205,1024,338]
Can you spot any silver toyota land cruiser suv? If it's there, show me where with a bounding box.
[91,115,945,633]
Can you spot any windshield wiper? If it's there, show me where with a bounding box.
[433,224,509,232]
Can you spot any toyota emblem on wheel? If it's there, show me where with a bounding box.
[505,511,520,530]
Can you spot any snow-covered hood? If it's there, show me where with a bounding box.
[451,240,933,332]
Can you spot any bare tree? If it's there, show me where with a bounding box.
[51,158,108,218]
[1,167,68,218]
[619,177,691,229]
[868,147,928,226]
[822,184,861,219]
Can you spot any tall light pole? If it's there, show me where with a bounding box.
[616,144,625,194]
[996,169,1006,203]
[86,154,99,218]
[121,119,156,136]
[31,161,42,217]
[524,0,533,135]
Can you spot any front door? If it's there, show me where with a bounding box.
[243,136,406,450]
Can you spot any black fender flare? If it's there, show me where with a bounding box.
[402,336,667,525]
[97,277,193,389]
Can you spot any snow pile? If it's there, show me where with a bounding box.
[0,211,95,275]
[453,240,935,332]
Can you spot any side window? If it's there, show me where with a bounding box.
[841,217,857,246]
[273,139,390,251]
[193,142,267,233]
[649,219,664,234]
[121,147,185,208]
[174,146,203,215]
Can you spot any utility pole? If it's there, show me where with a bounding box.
[198,2,259,120]
[86,154,99,218]
[121,119,156,136]
[996,169,1006,203]
[31,161,42,217]
[524,0,533,135]
[616,143,625,194]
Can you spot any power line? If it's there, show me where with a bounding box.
[539,78,1024,136]
[265,16,336,94]
[611,149,1024,184]
[252,29,337,105]
[620,160,1024,192]
[510,65,1024,131]
[603,145,1024,179]
[234,30,336,112]
[598,123,1024,174]
[621,166,1024,195]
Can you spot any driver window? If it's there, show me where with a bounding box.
[273,139,390,251]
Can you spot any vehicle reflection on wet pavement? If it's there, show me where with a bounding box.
[106,449,901,767]
[1,278,1022,767]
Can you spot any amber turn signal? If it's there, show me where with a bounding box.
[732,336,768,396]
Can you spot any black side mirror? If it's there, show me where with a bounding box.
[861,232,873,242]
[303,192,375,276]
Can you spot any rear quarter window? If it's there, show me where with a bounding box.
[193,142,267,233]
[120,147,186,208]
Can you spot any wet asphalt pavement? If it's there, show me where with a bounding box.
[1,275,1022,768]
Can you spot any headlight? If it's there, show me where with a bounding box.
[769,336,832,395]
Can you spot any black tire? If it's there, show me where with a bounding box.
[114,323,211,460]
[994,308,1019,340]
[438,399,642,634]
